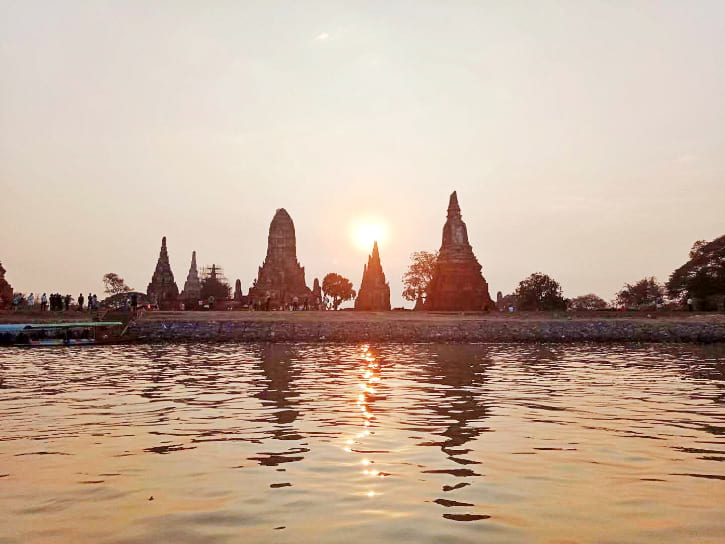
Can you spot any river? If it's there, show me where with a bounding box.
[1,343,723,543]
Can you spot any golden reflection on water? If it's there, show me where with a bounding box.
[0,343,723,543]
[342,345,386,498]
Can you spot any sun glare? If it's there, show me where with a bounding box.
[352,220,387,251]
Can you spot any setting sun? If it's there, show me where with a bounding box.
[351,220,387,251]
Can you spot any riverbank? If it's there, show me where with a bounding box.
[2,310,723,343]
[123,311,725,343]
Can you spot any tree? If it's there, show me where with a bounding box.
[667,235,725,308]
[103,273,132,295]
[514,272,567,311]
[322,273,356,310]
[568,293,608,311]
[615,277,664,308]
[401,251,438,304]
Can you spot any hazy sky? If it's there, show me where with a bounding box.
[1,1,723,307]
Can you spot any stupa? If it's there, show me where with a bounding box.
[425,192,495,311]
[247,208,312,306]
[146,236,180,310]
[0,261,13,309]
[234,279,243,301]
[180,251,201,304]
[354,241,391,311]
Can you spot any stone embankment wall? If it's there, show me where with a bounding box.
[126,318,725,343]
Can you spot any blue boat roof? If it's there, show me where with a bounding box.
[0,322,123,332]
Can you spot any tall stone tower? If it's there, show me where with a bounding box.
[355,241,391,311]
[180,250,201,304]
[248,208,312,306]
[0,261,13,309]
[234,279,243,301]
[146,236,180,310]
[426,192,495,311]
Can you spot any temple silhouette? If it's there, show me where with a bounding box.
[0,261,12,309]
[354,241,391,311]
[147,236,180,310]
[180,250,201,306]
[426,192,495,311]
[247,208,315,308]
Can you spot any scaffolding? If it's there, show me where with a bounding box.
[200,264,232,300]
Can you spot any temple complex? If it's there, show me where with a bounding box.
[354,241,391,311]
[180,251,201,304]
[0,261,13,309]
[146,236,180,310]
[425,192,495,311]
[247,208,312,307]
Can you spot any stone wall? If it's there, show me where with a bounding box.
[125,318,725,343]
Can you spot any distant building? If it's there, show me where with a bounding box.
[247,208,312,307]
[146,236,179,310]
[355,241,391,311]
[426,191,495,311]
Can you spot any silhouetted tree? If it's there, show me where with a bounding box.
[103,273,132,295]
[615,277,664,308]
[666,235,725,308]
[568,293,608,311]
[515,272,567,311]
[322,273,356,310]
[402,251,438,305]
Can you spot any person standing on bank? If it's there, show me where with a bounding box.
[78,293,84,311]
[687,297,694,312]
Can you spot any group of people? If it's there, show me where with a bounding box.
[10,292,100,312]
[247,294,326,312]
[45,293,71,312]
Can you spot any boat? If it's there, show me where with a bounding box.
[0,322,125,346]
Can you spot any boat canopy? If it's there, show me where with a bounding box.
[0,322,123,332]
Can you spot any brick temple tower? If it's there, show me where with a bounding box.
[425,192,494,311]
[180,250,201,304]
[247,208,312,307]
[355,241,391,311]
[0,261,13,309]
[146,236,180,310]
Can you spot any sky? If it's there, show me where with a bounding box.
[1,1,724,307]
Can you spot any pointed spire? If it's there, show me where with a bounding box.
[426,191,495,311]
[355,240,390,311]
[447,191,461,218]
[181,250,201,302]
[147,236,179,308]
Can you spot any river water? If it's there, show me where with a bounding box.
[0,343,723,543]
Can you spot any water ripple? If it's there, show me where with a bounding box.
[0,342,723,543]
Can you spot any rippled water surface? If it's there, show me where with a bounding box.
[1,343,724,543]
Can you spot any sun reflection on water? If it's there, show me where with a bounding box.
[341,344,387,498]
